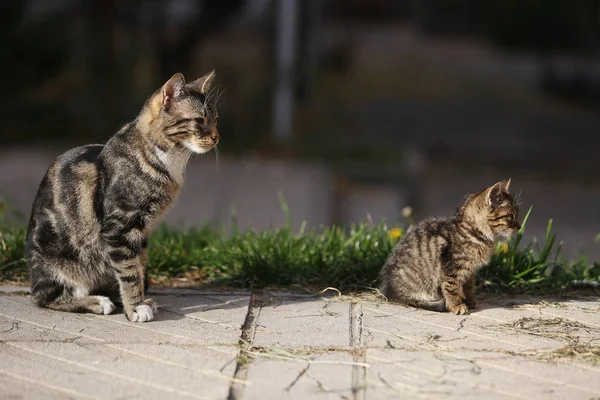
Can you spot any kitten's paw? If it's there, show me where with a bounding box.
[128,304,155,322]
[450,303,470,315]
[93,296,116,315]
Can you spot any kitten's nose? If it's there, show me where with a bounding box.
[513,221,521,230]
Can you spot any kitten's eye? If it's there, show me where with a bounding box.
[195,117,206,126]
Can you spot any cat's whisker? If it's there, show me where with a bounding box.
[206,85,221,109]
[215,87,228,110]
[204,86,216,108]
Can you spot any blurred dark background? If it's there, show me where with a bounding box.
[2,0,600,258]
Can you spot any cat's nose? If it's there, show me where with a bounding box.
[211,130,219,144]
[512,221,521,230]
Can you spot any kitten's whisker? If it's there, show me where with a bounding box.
[513,189,523,206]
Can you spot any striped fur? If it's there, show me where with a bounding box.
[380,180,520,315]
[25,72,220,322]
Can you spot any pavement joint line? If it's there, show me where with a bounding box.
[0,309,247,385]
[0,369,102,400]
[5,342,211,400]
[228,292,261,400]
[350,302,367,400]
[240,349,370,367]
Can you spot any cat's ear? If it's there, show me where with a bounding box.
[500,178,511,193]
[190,70,216,94]
[486,182,504,207]
[161,73,186,110]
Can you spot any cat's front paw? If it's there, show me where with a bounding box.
[128,303,155,322]
[144,298,158,313]
[92,296,116,315]
[449,303,470,315]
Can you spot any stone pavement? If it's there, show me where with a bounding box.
[0,286,599,400]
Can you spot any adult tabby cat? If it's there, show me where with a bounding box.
[379,180,520,315]
[26,71,220,322]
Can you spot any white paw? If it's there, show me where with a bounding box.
[130,304,154,323]
[96,296,116,315]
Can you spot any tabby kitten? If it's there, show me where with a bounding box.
[26,71,220,322]
[379,180,520,315]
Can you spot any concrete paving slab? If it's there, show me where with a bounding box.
[367,348,516,400]
[0,292,249,345]
[153,293,250,333]
[366,347,600,400]
[362,301,565,352]
[514,298,600,328]
[242,351,356,399]
[7,341,235,399]
[0,372,80,400]
[453,350,600,395]
[0,298,243,399]
[2,343,161,400]
[253,298,350,348]
[1,289,598,399]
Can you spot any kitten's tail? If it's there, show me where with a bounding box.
[380,280,447,312]
[408,299,447,312]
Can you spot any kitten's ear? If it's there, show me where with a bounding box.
[161,73,186,110]
[190,70,216,94]
[501,178,511,193]
[486,182,504,207]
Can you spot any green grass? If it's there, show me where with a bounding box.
[1,201,599,293]
[147,219,396,290]
[483,207,600,293]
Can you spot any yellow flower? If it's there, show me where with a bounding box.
[498,242,509,254]
[389,227,403,240]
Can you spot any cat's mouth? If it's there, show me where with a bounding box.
[185,132,220,154]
